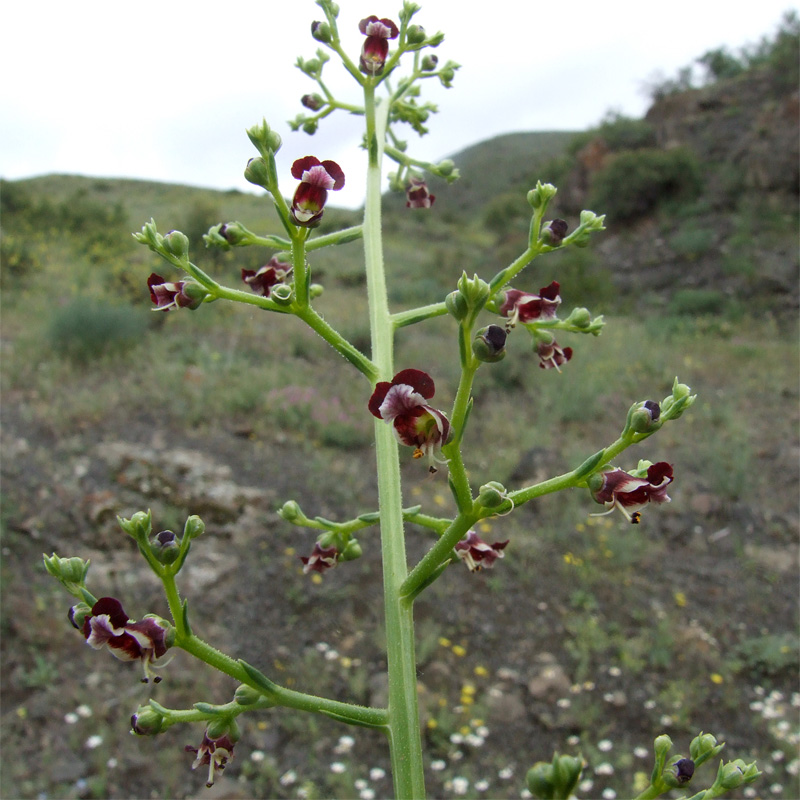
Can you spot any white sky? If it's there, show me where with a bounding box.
[1,1,794,209]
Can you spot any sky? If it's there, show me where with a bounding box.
[1,1,794,209]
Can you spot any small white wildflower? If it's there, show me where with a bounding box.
[556,698,571,708]
[521,790,533,799]
[250,750,266,763]
[359,789,376,800]
[598,739,613,752]
[465,734,485,747]
[583,681,596,691]
[475,779,490,791]
[537,601,548,611]
[451,750,464,761]
[634,746,649,759]
[608,666,622,677]
[750,701,765,712]
[791,692,800,707]
[754,685,765,696]
[85,735,103,749]
[498,766,514,780]
[325,649,340,661]
[772,749,785,762]
[475,725,490,738]
[603,692,615,703]
[279,769,297,786]
[334,735,355,754]
[106,758,118,769]
[594,762,614,776]
[450,733,464,744]
[659,714,673,727]
[567,735,580,746]
[786,758,800,776]
[297,788,309,799]
[369,767,386,781]
[643,699,656,710]
[64,712,79,725]
[355,779,368,790]
[330,762,346,774]
[602,789,617,799]
[769,690,785,702]
[451,777,469,795]
[578,778,594,793]
[76,704,93,718]
[315,641,330,652]
[488,686,504,698]
[743,788,757,798]
[430,759,447,771]
[770,783,783,794]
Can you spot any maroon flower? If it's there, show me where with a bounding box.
[185,730,237,788]
[406,177,436,209]
[290,156,345,227]
[359,15,399,75]
[499,281,562,326]
[590,462,674,523]
[300,542,339,574]
[147,273,204,311]
[536,338,573,371]
[455,530,509,572]
[241,255,292,296]
[368,369,451,472]
[73,597,171,682]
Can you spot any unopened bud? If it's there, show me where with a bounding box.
[421,54,439,71]
[445,290,469,321]
[246,119,281,156]
[301,93,325,111]
[436,158,455,176]
[339,539,363,561]
[478,481,507,508]
[183,515,205,540]
[473,324,507,362]
[207,716,241,743]
[68,602,92,629]
[118,510,152,541]
[406,24,426,45]
[43,554,90,585]
[526,762,555,799]
[663,757,695,788]
[310,20,332,43]
[131,704,165,736]
[630,400,661,433]
[527,181,557,210]
[541,219,568,246]
[309,283,324,299]
[163,230,189,259]
[270,284,294,306]
[690,732,724,766]
[234,684,262,706]
[150,530,181,565]
[279,500,301,522]
[244,157,270,189]
[302,119,318,135]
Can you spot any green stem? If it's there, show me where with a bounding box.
[363,84,426,800]
[392,301,449,329]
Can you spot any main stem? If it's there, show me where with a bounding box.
[363,84,426,800]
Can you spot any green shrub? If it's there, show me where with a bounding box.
[47,299,149,360]
[589,147,703,222]
[668,289,727,316]
[669,224,715,259]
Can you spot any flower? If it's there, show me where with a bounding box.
[290,156,345,227]
[454,530,509,572]
[147,273,205,311]
[241,255,292,296]
[300,542,338,574]
[71,597,171,682]
[498,281,562,326]
[406,177,436,209]
[590,462,674,523]
[358,16,399,76]
[535,337,573,371]
[368,369,451,472]
[185,730,237,788]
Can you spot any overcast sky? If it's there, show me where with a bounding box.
[1,1,793,208]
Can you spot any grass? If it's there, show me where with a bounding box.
[1,174,798,799]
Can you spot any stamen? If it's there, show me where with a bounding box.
[413,448,424,459]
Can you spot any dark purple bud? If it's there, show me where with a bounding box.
[542,218,569,246]
[301,93,325,111]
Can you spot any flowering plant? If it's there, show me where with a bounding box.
[44,2,761,797]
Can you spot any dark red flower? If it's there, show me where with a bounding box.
[499,281,562,326]
[300,542,339,574]
[406,177,436,209]
[591,462,673,523]
[147,273,204,311]
[455,530,509,572]
[536,338,573,371]
[290,156,345,227]
[75,597,170,682]
[241,255,292,296]
[358,15,399,75]
[185,730,237,788]
[368,369,451,472]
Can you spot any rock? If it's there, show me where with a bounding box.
[526,653,571,701]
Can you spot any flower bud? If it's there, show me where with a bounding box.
[207,716,241,743]
[541,219,568,246]
[183,515,205,540]
[527,181,557,210]
[456,272,490,311]
[564,307,592,329]
[270,284,294,306]
[131,704,165,736]
[234,684,262,706]
[690,732,724,766]
[571,210,606,247]
[43,554,90,585]
[526,762,555,799]
[244,157,270,189]
[663,757,695,788]
[630,400,661,433]
[552,754,583,798]
[717,760,749,790]
[653,734,673,768]
[246,119,282,155]
[301,93,325,111]
[118,510,152,542]
[421,54,439,71]
[163,230,190,259]
[311,20,332,43]
[279,500,302,522]
[150,530,181,565]
[339,539,363,561]
[436,158,455,176]
[445,290,469,321]
[68,602,92,629]
[180,282,210,310]
[309,283,324,299]
[216,222,254,247]
[406,24,426,45]
[473,324,507,362]
[478,481,508,508]
[302,119,319,135]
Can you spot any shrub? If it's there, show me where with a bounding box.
[47,299,148,360]
[668,289,727,316]
[589,147,703,222]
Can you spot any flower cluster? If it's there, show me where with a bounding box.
[590,462,674,523]
[70,597,171,682]
[290,156,345,227]
[368,369,450,472]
